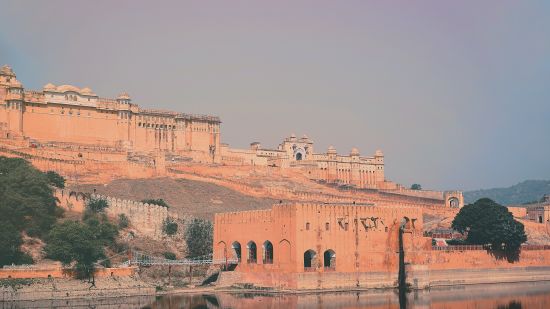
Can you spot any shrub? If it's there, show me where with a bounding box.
[141,199,169,208]
[163,218,178,236]
[86,198,109,213]
[163,252,177,260]
[118,214,129,229]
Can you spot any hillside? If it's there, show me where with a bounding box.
[70,177,278,219]
[464,180,550,205]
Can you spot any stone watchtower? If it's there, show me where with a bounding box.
[0,65,24,138]
[443,191,464,208]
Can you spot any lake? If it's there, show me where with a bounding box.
[3,281,550,308]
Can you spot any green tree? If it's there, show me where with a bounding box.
[163,217,178,236]
[410,184,422,190]
[45,221,105,279]
[0,157,62,265]
[141,198,170,208]
[44,171,65,188]
[452,198,527,254]
[184,218,213,258]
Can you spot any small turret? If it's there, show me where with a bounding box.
[117,92,131,104]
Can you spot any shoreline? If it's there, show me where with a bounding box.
[5,278,550,302]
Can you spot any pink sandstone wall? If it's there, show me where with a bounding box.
[0,266,136,279]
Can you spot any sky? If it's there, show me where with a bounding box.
[1,1,549,191]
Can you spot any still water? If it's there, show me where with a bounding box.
[3,281,550,308]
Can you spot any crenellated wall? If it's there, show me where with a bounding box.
[55,189,172,239]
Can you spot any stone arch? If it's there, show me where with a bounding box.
[263,240,273,264]
[323,249,336,269]
[231,241,242,261]
[448,197,460,208]
[279,239,291,264]
[217,241,227,260]
[400,217,411,230]
[303,249,317,269]
[247,241,257,264]
[295,152,303,161]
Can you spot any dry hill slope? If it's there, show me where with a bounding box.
[71,177,278,219]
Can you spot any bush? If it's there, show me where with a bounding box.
[118,214,129,229]
[45,171,65,188]
[163,218,178,236]
[410,184,422,190]
[86,198,109,213]
[163,252,177,260]
[141,199,170,208]
[184,218,213,258]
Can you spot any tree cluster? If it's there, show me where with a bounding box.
[184,218,213,258]
[452,198,527,254]
[141,198,170,208]
[0,157,63,266]
[45,198,118,279]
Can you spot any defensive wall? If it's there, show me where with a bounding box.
[0,264,137,279]
[55,189,171,239]
[214,203,550,290]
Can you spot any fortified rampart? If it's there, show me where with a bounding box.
[214,203,550,290]
[0,264,136,279]
[55,189,172,239]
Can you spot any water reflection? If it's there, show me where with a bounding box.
[144,281,550,309]
[2,281,550,308]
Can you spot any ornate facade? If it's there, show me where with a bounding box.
[222,134,387,189]
[0,65,221,161]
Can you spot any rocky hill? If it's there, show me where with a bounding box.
[70,177,278,219]
[464,180,550,205]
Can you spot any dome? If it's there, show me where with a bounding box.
[350,147,360,156]
[375,149,384,157]
[57,84,81,93]
[290,133,296,138]
[327,145,337,154]
[43,83,56,91]
[80,87,94,95]
[117,92,131,100]
[10,79,22,88]
[1,65,15,76]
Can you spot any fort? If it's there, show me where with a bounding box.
[0,64,464,209]
[5,64,548,291]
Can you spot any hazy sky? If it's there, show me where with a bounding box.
[1,1,549,191]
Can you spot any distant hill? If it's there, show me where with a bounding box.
[464,180,550,205]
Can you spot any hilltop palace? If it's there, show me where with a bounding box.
[0,65,463,207]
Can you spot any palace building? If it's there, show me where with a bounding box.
[0,65,221,161]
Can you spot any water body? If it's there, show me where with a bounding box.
[3,281,550,308]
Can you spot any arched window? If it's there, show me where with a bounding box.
[247,241,257,264]
[306,222,310,230]
[303,249,317,270]
[325,222,330,231]
[231,241,241,262]
[323,249,336,270]
[263,240,273,264]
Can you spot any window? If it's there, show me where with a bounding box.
[344,223,349,231]
[325,222,330,231]
[305,222,310,230]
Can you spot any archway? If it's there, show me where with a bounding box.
[279,239,291,264]
[449,197,460,208]
[217,241,227,261]
[295,152,303,160]
[303,249,317,269]
[323,249,336,270]
[263,241,273,264]
[247,241,257,263]
[231,241,242,261]
[400,217,411,230]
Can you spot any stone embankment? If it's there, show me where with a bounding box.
[0,277,155,302]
